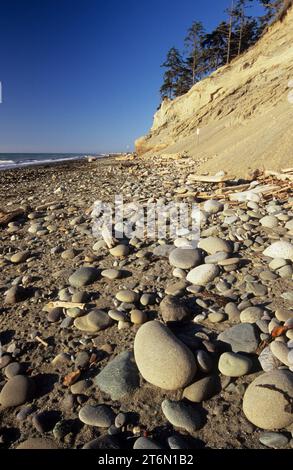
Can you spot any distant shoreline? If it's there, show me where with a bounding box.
[0,153,118,172]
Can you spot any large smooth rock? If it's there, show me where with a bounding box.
[133,437,164,449]
[260,216,279,228]
[101,269,122,280]
[79,404,115,427]
[10,251,30,264]
[134,321,196,390]
[0,375,35,408]
[109,244,130,257]
[95,351,139,400]
[17,438,60,449]
[218,323,259,353]
[74,309,113,333]
[240,307,264,324]
[82,436,120,449]
[198,237,232,255]
[203,200,223,214]
[69,267,99,287]
[160,296,191,323]
[259,432,289,448]
[116,290,139,303]
[183,375,221,402]
[4,285,30,304]
[270,341,290,367]
[161,399,202,433]
[169,248,202,270]
[186,264,219,286]
[263,241,293,261]
[243,370,293,429]
[258,346,279,372]
[218,352,252,377]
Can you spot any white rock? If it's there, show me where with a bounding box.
[270,341,291,367]
[218,352,252,377]
[260,216,278,228]
[198,237,232,255]
[203,200,223,214]
[186,264,219,286]
[169,248,202,270]
[285,219,293,231]
[263,241,293,261]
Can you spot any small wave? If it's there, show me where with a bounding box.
[0,159,15,165]
[0,155,89,170]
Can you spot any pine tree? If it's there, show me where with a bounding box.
[184,21,205,85]
[234,0,260,55]
[226,0,236,64]
[259,0,286,26]
[160,48,190,99]
[202,22,231,69]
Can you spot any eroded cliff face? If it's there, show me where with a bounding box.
[136,6,293,176]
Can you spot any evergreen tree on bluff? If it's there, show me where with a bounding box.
[184,21,206,85]
[259,0,287,26]
[160,47,191,99]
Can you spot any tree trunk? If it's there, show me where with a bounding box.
[238,8,244,55]
[227,0,234,64]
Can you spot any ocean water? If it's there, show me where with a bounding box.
[0,153,103,170]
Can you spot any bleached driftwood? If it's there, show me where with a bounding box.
[264,170,293,182]
[36,201,60,211]
[229,184,279,202]
[43,301,85,311]
[188,174,234,183]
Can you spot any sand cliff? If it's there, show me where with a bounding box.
[136,5,293,176]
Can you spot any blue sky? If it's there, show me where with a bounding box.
[0,0,264,153]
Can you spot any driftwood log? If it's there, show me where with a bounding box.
[0,208,25,226]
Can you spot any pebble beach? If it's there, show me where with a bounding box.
[0,155,293,449]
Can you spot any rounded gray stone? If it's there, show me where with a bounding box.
[0,375,35,408]
[161,399,202,433]
[218,323,259,353]
[69,267,99,287]
[259,432,289,448]
[240,307,264,324]
[160,295,191,323]
[79,404,115,427]
[134,321,197,390]
[133,437,164,449]
[169,248,202,270]
[74,309,113,333]
[95,351,139,400]
[183,375,221,402]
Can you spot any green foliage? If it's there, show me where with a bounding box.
[159,0,286,101]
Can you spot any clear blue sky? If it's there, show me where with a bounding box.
[0,0,264,153]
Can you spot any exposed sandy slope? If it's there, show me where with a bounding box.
[136,6,293,177]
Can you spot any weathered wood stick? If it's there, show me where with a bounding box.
[0,208,25,226]
[35,336,49,348]
[44,301,85,310]
[187,174,234,183]
[264,170,293,181]
[35,201,60,211]
[217,183,251,193]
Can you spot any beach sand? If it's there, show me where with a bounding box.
[0,156,292,449]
